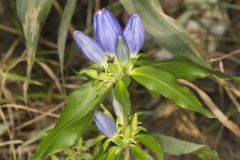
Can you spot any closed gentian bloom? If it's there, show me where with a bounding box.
[115,36,130,63]
[112,94,124,125]
[73,9,145,65]
[73,31,107,64]
[123,14,145,57]
[94,8,122,54]
[94,111,117,137]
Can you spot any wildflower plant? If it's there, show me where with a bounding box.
[32,6,238,160]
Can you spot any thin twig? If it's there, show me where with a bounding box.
[15,101,65,130]
[39,38,57,49]
[179,79,240,137]
[0,38,22,69]
[0,108,17,160]
[0,140,23,147]
[94,0,101,12]
[219,61,240,113]
[36,59,62,93]
[0,23,58,49]
[0,104,59,118]
[211,49,240,62]
[0,24,21,35]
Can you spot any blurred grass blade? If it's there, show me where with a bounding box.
[16,0,53,23]
[57,0,77,83]
[36,60,62,93]
[119,0,135,14]
[120,0,207,66]
[16,0,53,103]
[32,81,112,160]
[152,133,220,160]
[3,72,42,86]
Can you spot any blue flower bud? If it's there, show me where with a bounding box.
[112,95,124,125]
[94,8,122,54]
[94,111,117,137]
[123,14,145,57]
[115,36,130,64]
[73,31,107,65]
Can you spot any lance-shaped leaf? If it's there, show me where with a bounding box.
[136,56,234,81]
[130,66,214,118]
[32,81,112,160]
[58,0,77,79]
[130,145,153,160]
[136,134,163,160]
[113,80,131,115]
[120,0,208,66]
[17,0,53,23]
[16,0,53,103]
[152,133,220,160]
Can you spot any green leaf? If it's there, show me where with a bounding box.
[0,72,42,86]
[95,153,107,160]
[50,155,60,160]
[16,0,53,23]
[16,0,53,103]
[137,56,231,81]
[120,0,208,66]
[113,81,131,115]
[130,145,153,160]
[152,133,220,160]
[136,134,163,160]
[131,66,214,118]
[32,81,112,160]
[79,69,112,81]
[57,0,77,78]
[106,147,121,160]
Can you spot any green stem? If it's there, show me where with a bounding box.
[123,147,130,160]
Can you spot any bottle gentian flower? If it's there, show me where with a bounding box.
[94,111,117,137]
[73,8,145,65]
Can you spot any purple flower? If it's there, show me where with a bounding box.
[94,8,122,54]
[123,14,145,57]
[73,31,107,64]
[73,9,145,64]
[94,111,117,137]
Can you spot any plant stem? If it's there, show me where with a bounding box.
[123,148,130,160]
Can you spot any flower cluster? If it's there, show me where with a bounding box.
[73,8,145,65]
[93,108,147,151]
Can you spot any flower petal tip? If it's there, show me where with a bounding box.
[93,8,122,54]
[94,8,107,15]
